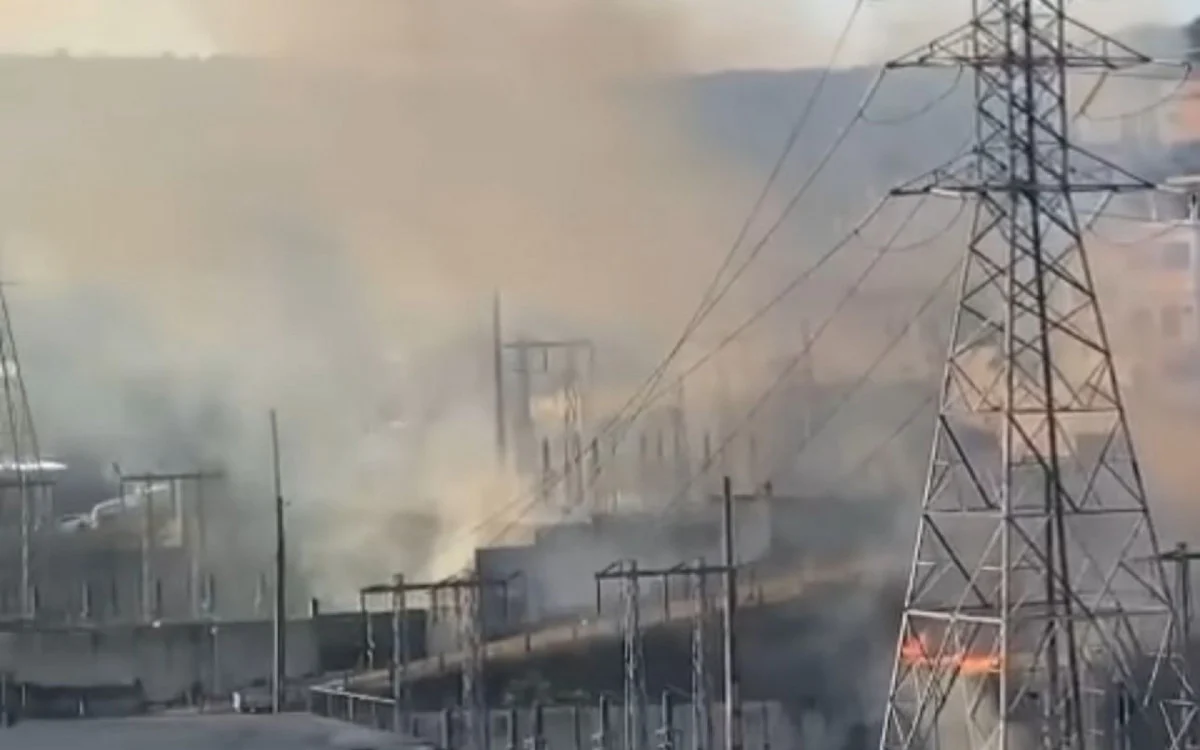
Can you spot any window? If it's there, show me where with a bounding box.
[1162,242,1192,271]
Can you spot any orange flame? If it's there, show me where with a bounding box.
[901,634,1001,676]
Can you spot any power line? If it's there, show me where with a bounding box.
[426,10,885,571]
[860,67,966,127]
[679,257,960,516]
[814,392,935,496]
[472,180,968,553]
[570,3,882,474]
[480,194,944,544]
[644,196,966,518]
[1076,61,1193,123]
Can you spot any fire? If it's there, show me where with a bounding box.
[901,634,1001,676]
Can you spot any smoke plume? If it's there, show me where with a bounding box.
[0,0,787,605]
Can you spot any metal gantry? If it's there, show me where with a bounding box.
[595,556,733,750]
[361,573,516,749]
[879,4,1189,750]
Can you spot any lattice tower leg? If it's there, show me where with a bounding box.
[692,562,713,750]
[623,563,648,750]
[878,5,1194,750]
[461,585,488,750]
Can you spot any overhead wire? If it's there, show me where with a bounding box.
[426,4,884,568]
[642,194,965,518]
[433,39,986,569]
[465,74,972,556]
[425,22,1195,579]
[481,192,966,547]
[631,193,967,422]
[749,169,1128,504]
[860,66,966,126]
[569,0,876,452]
[1077,61,1194,123]
[619,31,1186,532]
[478,195,901,547]
[656,256,963,517]
[813,392,937,495]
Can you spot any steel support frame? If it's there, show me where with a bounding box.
[362,573,516,750]
[879,4,1192,750]
[596,558,731,750]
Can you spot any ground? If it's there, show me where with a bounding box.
[0,713,414,749]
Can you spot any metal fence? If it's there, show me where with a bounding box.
[309,687,399,732]
[308,687,791,750]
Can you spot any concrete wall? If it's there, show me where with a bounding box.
[0,611,425,704]
[472,501,775,635]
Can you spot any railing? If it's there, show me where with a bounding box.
[308,690,789,750]
[309,685,399,732]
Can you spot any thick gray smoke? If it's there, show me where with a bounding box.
[0,0,1183,613]
[0,0,784,604]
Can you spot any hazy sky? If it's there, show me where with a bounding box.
[0,0,1192,70]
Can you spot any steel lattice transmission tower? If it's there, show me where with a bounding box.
[879,3,1193,750]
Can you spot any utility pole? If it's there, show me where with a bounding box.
[391,573,410,734]
[691,556,713,750]
[721,477,740,750]
[878,5,1190,750]
[493,292,508,468]
[270,410,286,714]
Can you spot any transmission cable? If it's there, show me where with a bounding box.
[428,25,888,565]
[601,194,965,524]
[656,258,963,517]
[467,196,905,553]
[1077,61,1194,122]
[813,392,936,495]
[427,66,962,572]
[452,166,965,562]
[861,66,965,126]
[574,4,882,467]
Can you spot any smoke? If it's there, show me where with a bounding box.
[0,0,799,605]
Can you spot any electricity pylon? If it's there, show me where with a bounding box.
[879,4,1192,750]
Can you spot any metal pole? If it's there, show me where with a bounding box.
[528,702,546,750]
[595,694,611,750]
[721,477,741,750]
[658,692,675,750]
[691,558,711,750]
[391,574,405,733]
[270,410,286,713]
[507,708,519,750]
[494,292,507,467]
